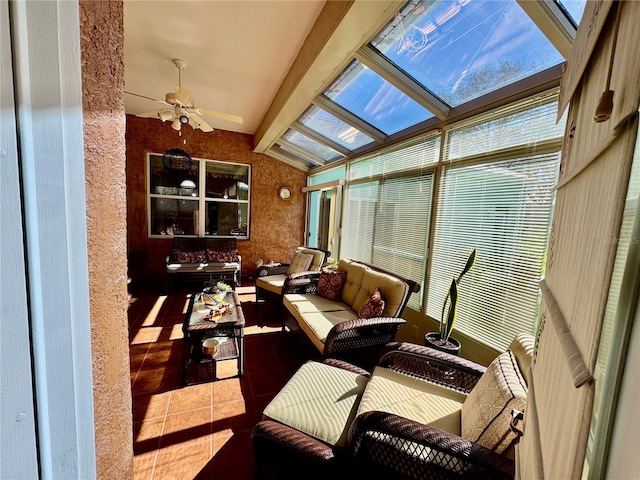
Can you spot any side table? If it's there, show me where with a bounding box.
[182,290,245,386]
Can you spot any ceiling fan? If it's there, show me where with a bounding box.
[125,58,243,132]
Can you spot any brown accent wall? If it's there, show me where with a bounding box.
[126,115,307,286]
[79,1,133,478]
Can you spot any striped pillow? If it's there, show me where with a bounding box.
[461,350,527,453]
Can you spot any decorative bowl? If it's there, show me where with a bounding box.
[202,338,220,356]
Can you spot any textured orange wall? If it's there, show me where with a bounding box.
[80,1,133,478]
[126,115,307,284]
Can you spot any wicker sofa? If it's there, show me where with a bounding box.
[252,334,535,480]
[165,238,241,293]
[281,259,420,366]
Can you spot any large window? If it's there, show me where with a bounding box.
[337,91,564,350]
[148,153,250,238]
[342,133,440,309]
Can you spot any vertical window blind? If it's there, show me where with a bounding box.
[342,134,439,309]
[427,95,563,351]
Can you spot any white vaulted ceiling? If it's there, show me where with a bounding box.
[123,0,325,135]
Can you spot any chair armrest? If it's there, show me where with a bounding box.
[379,342,486,394]
[256,264,289,277]
[348,411,514,480]
[252,420,336,463]
[324,317,406,357]
[321,358,372,378]
[282,271,322,294]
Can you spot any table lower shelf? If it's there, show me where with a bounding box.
[183,336,240,385]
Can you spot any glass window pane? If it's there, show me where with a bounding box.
[149,154,199,197]
[282,129,342,162]
[298,105,374,151]
[426,154,560,351]
[556,0,587,27]
[205,162,249,201]
[150,198,199,236]
[205,201,248,237]
[370,0,564,107]
[323,60,433,135]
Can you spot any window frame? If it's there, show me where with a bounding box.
[147,153,251,239]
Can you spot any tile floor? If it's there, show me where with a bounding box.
[128,285,310,480]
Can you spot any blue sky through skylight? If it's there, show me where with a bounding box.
[299,106,374,151]
[323,60,434,135]
[370,0,564,107]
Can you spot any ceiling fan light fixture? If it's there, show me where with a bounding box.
[171,118,182,131]
[179,114,189,125]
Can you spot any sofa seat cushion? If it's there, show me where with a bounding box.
[166,262,240,273]
[284,294,352,315]
[356,366,467,436]
[263,361,368,447]
[296,310,359,352]
[255,274,286,294]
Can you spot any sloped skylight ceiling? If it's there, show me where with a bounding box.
[265,0,586,170]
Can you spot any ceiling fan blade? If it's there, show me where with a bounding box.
[136,108,174,120]
[197,108,244,124]
[125,91,171,106]
[174,86,193,107]
[188,114,214,132]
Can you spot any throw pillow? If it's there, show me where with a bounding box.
[358,288,385,319]
[192,250,207,263]
[317,269,347,301]
[207,248,239,263]
[461,350,527,453]
[287,251,314,275]
[173,250,194,263]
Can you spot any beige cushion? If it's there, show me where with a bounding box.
[263,361,368,447]
[353,268,409,317]
[288,251,314,274]
[509,333,535,385]
[296,310,359,352]
[297,247,326,271]
[283,294,351,315]
[338,259,367,308]
[357,367,467,435]
[255,274,286,295]
[461,350,527,453]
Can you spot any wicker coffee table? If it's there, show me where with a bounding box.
[182,290,245,386]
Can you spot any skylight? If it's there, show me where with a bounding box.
[281,129,342,163]
[323,60,434,135]
[555,0,587,27]
[298,105,374,151]
[369,0,564,107]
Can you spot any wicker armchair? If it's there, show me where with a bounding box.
[255,247,330,312]
[253,337,534,480]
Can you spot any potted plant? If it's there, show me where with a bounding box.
[203,280,231,306]
[323,257,339,271]
[425,248,477,355]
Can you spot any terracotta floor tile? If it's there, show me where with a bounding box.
[161,406,212,447]
[130,343,151,357]
[167,383,212,415]
[154,436,212,480]
[133,417,165,454]
[132,450,157,480]
[212,398,258,434]
[247,369,289,397]
[130,354,146,375]
[212,378,244,405]
[140,347,182,371]
[133,367,180,396]
[133,392,171,422]
[131,327,163,345]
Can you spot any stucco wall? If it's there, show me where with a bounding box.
[79,1,133,478]
[126,115,307,285]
